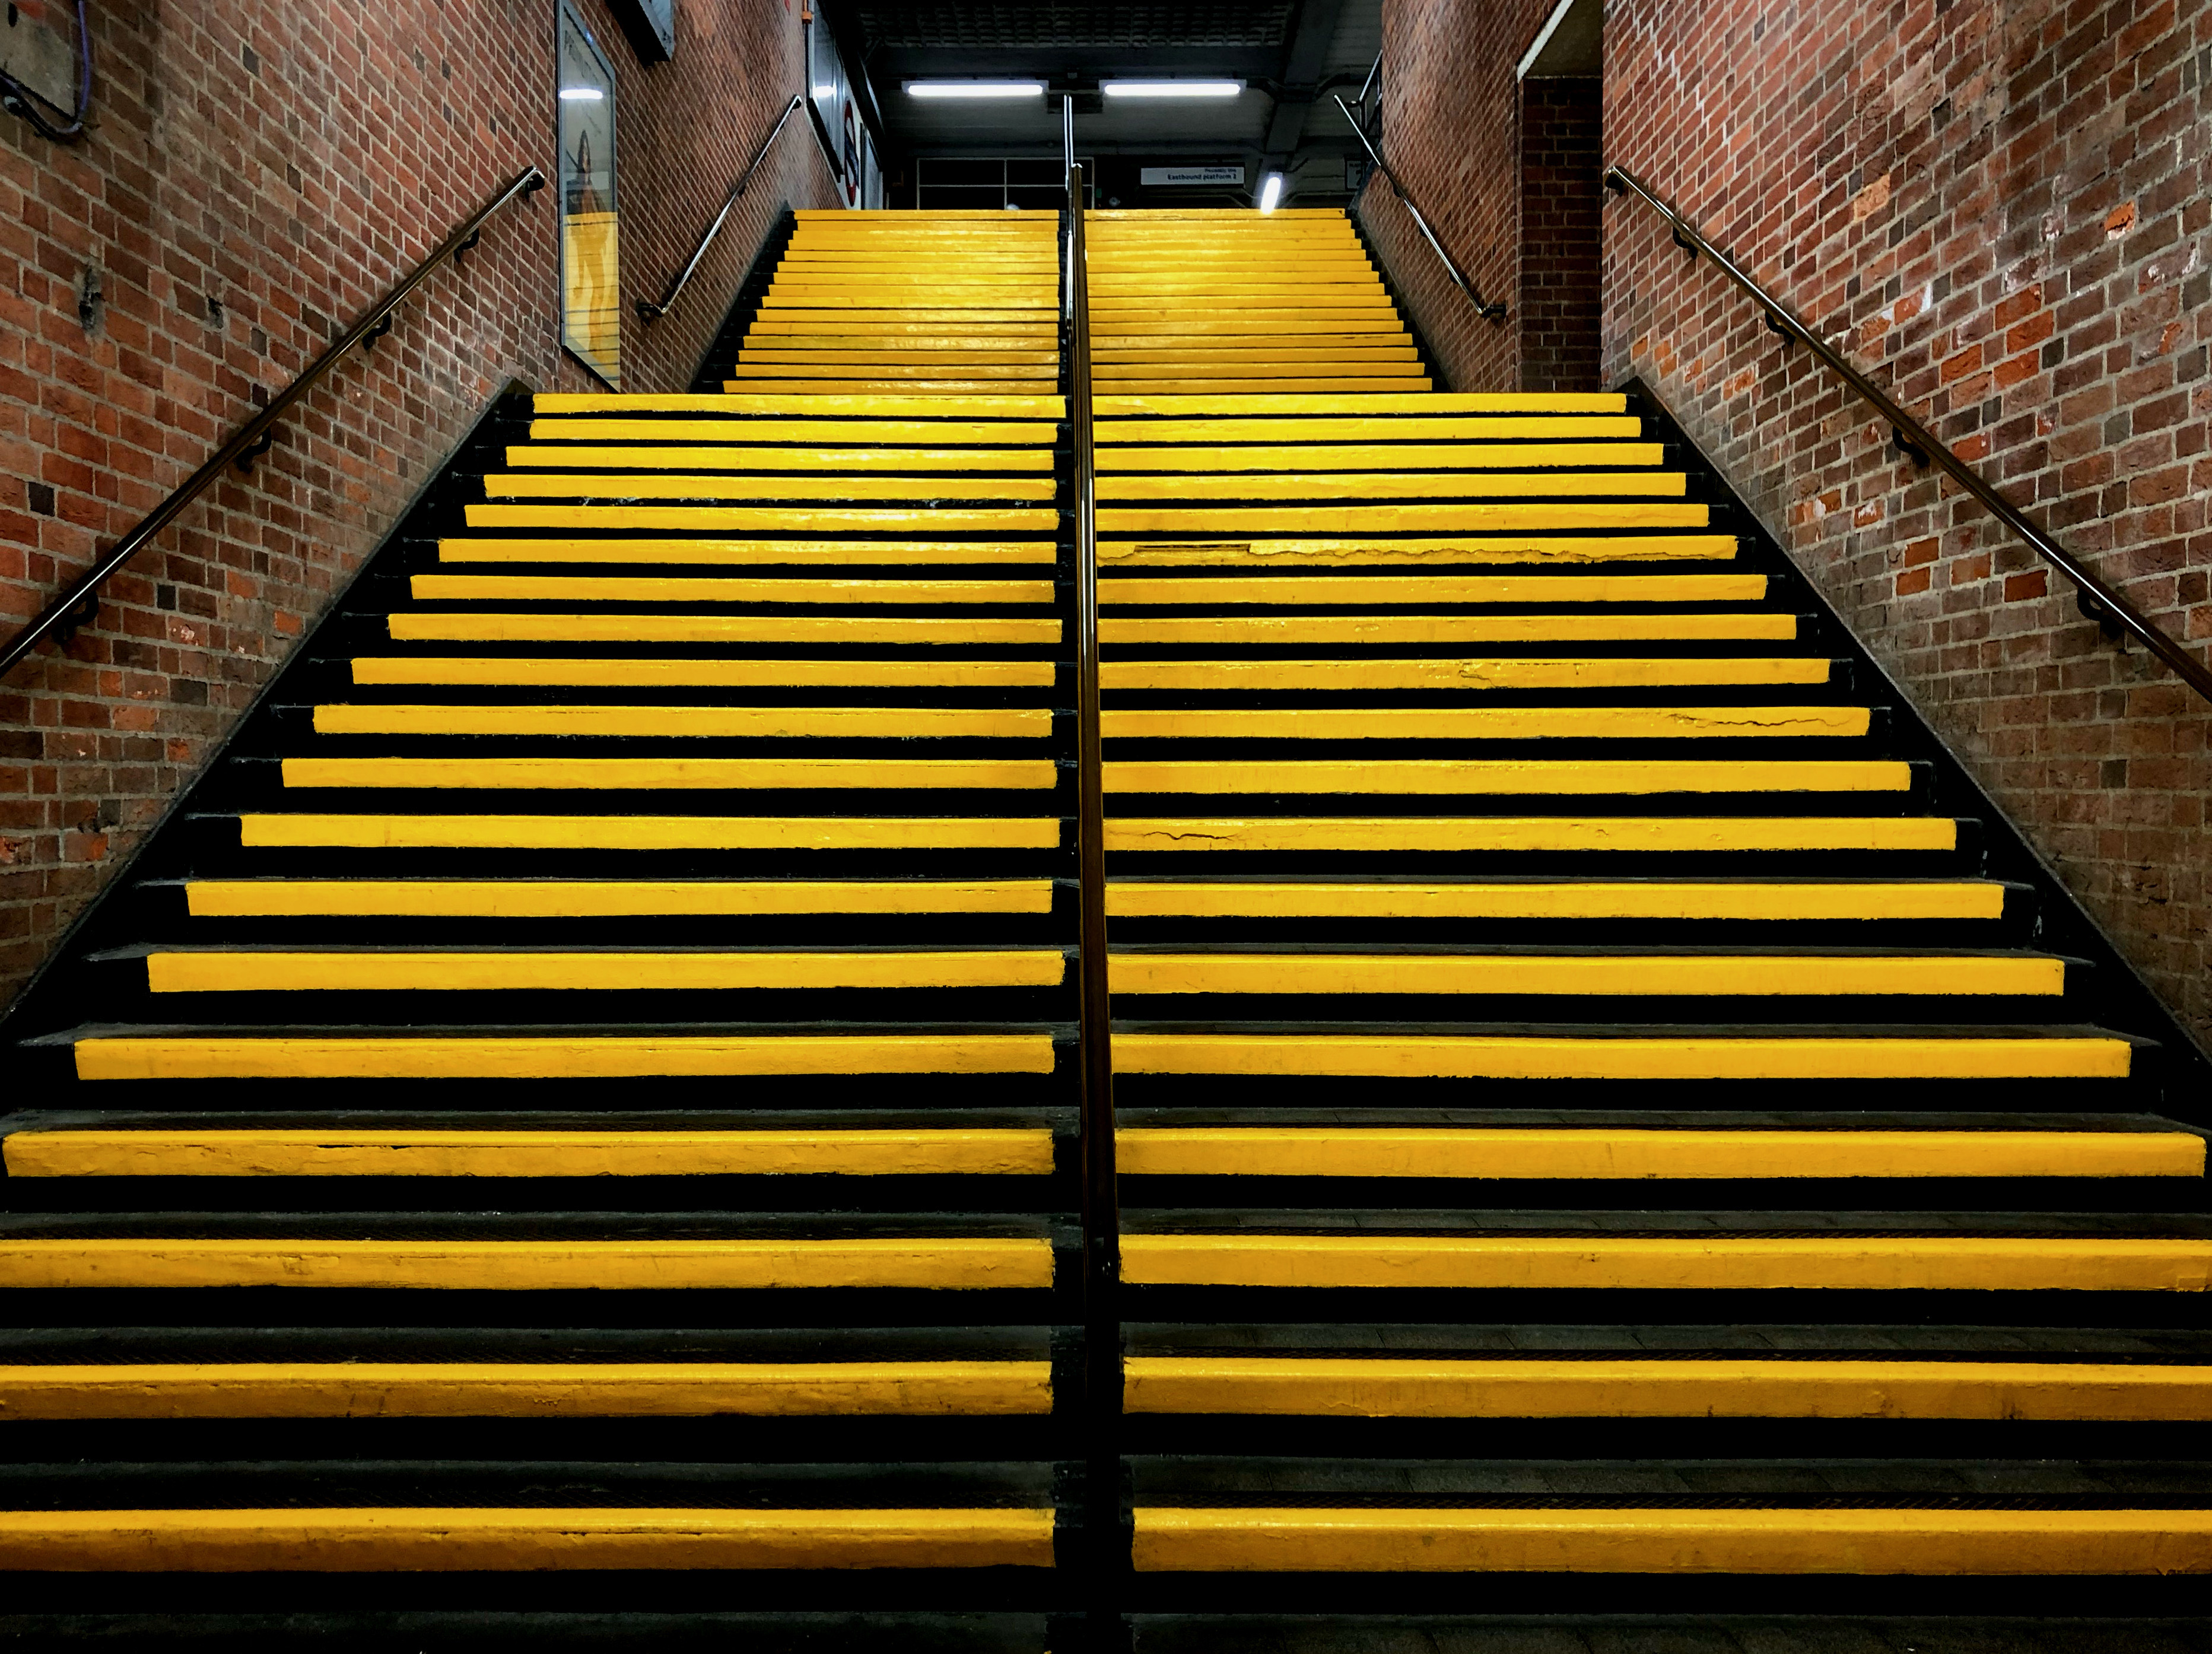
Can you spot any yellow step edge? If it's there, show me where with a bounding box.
[1102,760,1908,795]
[1101,817,1952,852]
[745,323,1059,338]
[434,539,1059,566]
[6,1129,1057,1178]
[1098,444,1667,471]
[531,393,1064,416]
[1098,536,1737,567]
[1099,615,1794,645]
[389,616,1063,645]
[1100,381,1438,396]
[0,1507,1057,1572]
[184,878,1057,917]
[738,352,1063,366]
[1088,320,1412,336]
[350,659,1058,688]
[1104,880,2003,920]
[145,950,1070,994]
[1107,954,2061,997]
[1092,347,1418,363]
[1095,417,1642,441]
[279,757,1060,792]
[734,337,1060,351]
[1096,504,1707,533]
[0,1360,1053,1418]
[309,706,1056,741]
[1114,1127,2197,1179]
[1096,474,1687,502]
[237,817,1061,851]
[727,365,1060,383]
[1121,1230,2185,1288]
[1099,659,1824,690]
[484,475,1057,503]
[1095,362,1424,380]
[1096,393,1631,414]
[410,574,1057,604]
[465,505,1061,533]
[1130,1507,2212,1574]
[0,1236,1054,1290]
[522,420,1058,443]
[503,446,1058,472]
[1098,573,1757,605]
[1098,707,1873,741]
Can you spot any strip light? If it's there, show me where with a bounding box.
[557,87,605,101]
[907,81,1047,99]
[1101,80,1242,99]
[1258,173,1285,213]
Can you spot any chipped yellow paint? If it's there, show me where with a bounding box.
[1100,817,1954,853]
[350,658,1057,689]
[1103,880,2004,922]
[237,815,1059,852]
[1102,760,1909,794]
[1097,444,1666,471]
[1097,503,1705,533]
[279,757,1058,791]
[184,879,1056,918]
[146,949,1069,995]
[1098,573,1758,605]
[1099,614,1792,645]
[1099,706,1872,740]
[1097,536,1738,567]
[1096,472,1686,501]
[309,704,1054,740]
[389,615,1063,646]
[1099,658,1823,690]
[409,574,1056,604]
[1107,953,2061,997]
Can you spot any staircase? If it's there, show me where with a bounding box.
[0,205,2207,1645]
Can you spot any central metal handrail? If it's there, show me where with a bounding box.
[637,92,806,323]
[1335,93,1507,323]
[0,165,546,684]
[1604,163,2212,707]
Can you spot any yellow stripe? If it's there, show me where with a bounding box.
[1098,504,1707,532]
[1101,379,1436,396]
[1108,954,2061,997]
[1095,418,1644,441]
[1101,659,1823,690]
[524,420,1057,443]
[503,446,1058,472]
[350,659,1058,688]
[1099,574,1759,605]
[389,615,1062,645]
[1098,444,1667,471]
[1132,1507,2212,1574]
[464,505,1060,532]
[411,574,1054,604]
[1114,1126,2194,1179]
[1111,1033,2125,1080]
[484,475,1058,503]
[146,950,1069,993]
[185,879,1056,917]
[1121,1231,2188,1290]
[0,1361,1052,1418]
[1105,760,1907,795]
[1099,474,1685,501]
[1104,880,2004,920]
[76,1034,1058,1082]
[237,816,1060,851]
[1099,615,1792,645]
[1099,707,1871,741]
[1098,537,1738,567]
[532,393,1064,417]
[1123,1356,2212,1418]
[1097,393,1631,415]
[435,539,1057,567]
[0,1236,1054,1290]
[310,706,1053,739]
[281,758,1057,791]
[1104,815,1951,852]
[6,1129,1056,1178]
[0,1507,1057,1571]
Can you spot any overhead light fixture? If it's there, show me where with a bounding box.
[1258,173,1285,213]
[811,84,836,99]
[1101,80,1242,99]
[907,80,1047,99]
[557,87,605,101]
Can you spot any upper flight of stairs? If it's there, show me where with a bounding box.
[0,205,2207,1643]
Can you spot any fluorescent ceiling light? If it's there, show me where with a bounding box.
[811,84,836,99]
[907,80,1047,99]
[1258,173,1285,213]
[1101,80,1242,98]
[557,87,605,101]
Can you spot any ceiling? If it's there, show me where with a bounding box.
[828,0,1381,200]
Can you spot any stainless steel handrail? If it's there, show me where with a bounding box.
[1605,163,2212,706]
[1335,93,1507,322]
[0,166,546,683]
[637,92,806,323]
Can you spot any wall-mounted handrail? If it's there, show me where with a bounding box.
[0,166,546,684]
[1604,164,2212,707]
[1063,89,1121,1613]
[637,92,806,323]
[1334,93,1507,323]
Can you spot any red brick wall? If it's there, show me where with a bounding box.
[1518,75,1603,391]
[1370,0,2212,1050]
[0,0,839,1007]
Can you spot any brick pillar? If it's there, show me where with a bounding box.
[1518,75,1603,391]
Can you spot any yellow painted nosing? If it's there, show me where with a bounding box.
[1101,659,1823,690]
[279,757,1059,791]
[6,1128,1057,1179]
[1106,953,2062,997]
[389,616,1063,646]
[1100,380,1438,396]
[521,420,1056,443]
[1097,444,1667,472]
[237,816,1061,852]
[1123,1356,2212,1417]
[1098,707,1871,741]
[1101,760,1909,795]
[1098,573,1759,605]
[0,1507,1057,1572]
[1097,505,1708,534]
[530,393,1064,417]
[1099,817,1954,853]
[1120,1230,2182,1289]
[1130,1507,2212,1574]
[1102,880,2003,921]
[461,506,1060,534]
[183,879,1057,918]
[1113,1126,2194,1179]
[310,704,1054,740]
[482,476,1057,504]
[1095,393,1631,415]
[1096,473,1686,501]
[502,446,1058,472]
[0,1236,1056,1290]
[145,949,1070,994]
[0,1361,1053,1418]
[350,659,1059,689]
[1099,615,1795,645]
[433,538,1058,567]
[1095,418,1644,442]
[1098,536,1739,567]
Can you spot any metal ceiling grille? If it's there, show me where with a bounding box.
[853,3,1299,50]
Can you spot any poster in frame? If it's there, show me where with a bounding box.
[557,2,622,388]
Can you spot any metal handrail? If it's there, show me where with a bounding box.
[1334,93,1507,322]
[0,166,546,684]
[1604,164,2212,706]
[637,93,806,323]
[1063,90,1120,1609]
